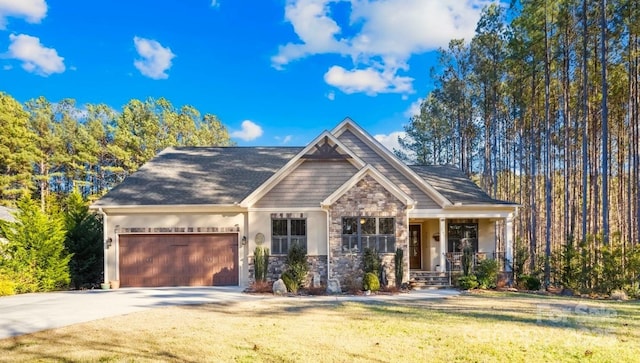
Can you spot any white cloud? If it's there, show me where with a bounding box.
[210,0,220,8]
[3,64,12,70]
[374,131,406,153]
[324,65,413,95]
[404,97,423,118]
[326,91,335,100]
[0,0,47,29]
[133,36,175,80]
[7,34,65,76]
[231,120,263,141]
[274,0,492,95]
[275,135,293,144]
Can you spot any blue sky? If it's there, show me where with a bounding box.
[1,0,493,150]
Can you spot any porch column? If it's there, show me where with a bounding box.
[504,215,514,272]
[439,218,447,273]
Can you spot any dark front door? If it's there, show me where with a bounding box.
[409,225,421,269]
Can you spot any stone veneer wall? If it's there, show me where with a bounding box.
[328,175,408,290]
[248,255,328,287]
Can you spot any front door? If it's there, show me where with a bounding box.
[409,225,421,269]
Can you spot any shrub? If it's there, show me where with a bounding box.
[63,190,103,290]
[0,272,16,296]
[0,197,70,293]
[519,274,541,291]
[394,248,404,288]
[362,248,381,275]
[363,272,380,292]
[254,247,269,282]
[475,258,499,289]
[461,244,474,276]
[281,271,297,294]
[458,275,479,290]
[285,242,309,289]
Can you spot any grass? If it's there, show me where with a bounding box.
[0,290,639,362]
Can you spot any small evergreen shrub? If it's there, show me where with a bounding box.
[475,258,498,289]
[363,272,380,292]
[0,272,16,296]
[362,248,381,275]
[461,245,474,276]
[394,248,404,288]
[285,242,309,289]
[519,274,541,291]
[281,271,297,294]
[458,275,479,290]
[253,247,269,282]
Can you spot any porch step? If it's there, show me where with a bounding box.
[409,271,451,289]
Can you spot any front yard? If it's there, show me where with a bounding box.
[0,290,638,362]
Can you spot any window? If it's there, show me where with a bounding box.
[341,217,396,253]
[272,218,307,254]
[447,223,478,252]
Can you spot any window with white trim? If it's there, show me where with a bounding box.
[341,217,396,253]
[272,218,307,254]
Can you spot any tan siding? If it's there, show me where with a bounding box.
[255,160,358,208]
[338,129,440,209]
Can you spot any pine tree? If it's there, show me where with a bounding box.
[64,190,103,289]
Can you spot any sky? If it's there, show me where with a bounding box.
[0,0,494,150]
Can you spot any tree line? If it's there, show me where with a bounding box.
[0,92,234,207]
[398,1,640,295]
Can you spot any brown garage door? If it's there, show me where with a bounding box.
[118,234,238,287]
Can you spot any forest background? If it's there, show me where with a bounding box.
[2,0,640,296]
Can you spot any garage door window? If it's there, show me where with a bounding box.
[272,218,307,254]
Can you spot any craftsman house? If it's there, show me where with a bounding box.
[91,118,518,289]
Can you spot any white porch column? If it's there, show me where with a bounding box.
[504,215,514,272]
[439,218,447,273]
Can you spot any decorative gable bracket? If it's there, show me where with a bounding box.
[302,136,351,160]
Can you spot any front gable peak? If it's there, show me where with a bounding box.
[321,165,416,208]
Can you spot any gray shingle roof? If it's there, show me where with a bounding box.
[409,165,515,205]
[93,147,304,206]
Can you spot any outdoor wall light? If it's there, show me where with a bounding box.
[241,236,247,245]
[432,233,440,242]
[105,237,113,249]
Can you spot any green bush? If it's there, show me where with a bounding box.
[475,259,498,289]
[285,242,309,289]
[0,197,70,293]
[254,247,269,282]
[281,271,297,294]
[519,274,541,291]
[363,272,380,292]
[461,245,474,276]
[0,272,16,296]
[394,248,404,288]
[363,248,381,275]
[458,275,479,290]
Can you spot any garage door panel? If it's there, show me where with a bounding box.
[118,234,238,287]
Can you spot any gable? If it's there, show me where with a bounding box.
[241,132,364,207]
[254,159,358,208]
[335,128,444,209]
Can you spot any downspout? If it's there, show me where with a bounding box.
[98,207,108,284]
[322,206,331,284]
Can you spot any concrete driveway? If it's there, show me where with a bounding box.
[0,287,459,340]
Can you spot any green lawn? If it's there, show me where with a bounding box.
[1,290,638,362]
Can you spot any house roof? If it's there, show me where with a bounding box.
[92,120,516,210]
[92,146,304,207]
[409,165,515,205]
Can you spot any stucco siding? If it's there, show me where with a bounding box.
[254,160,358,208]
[337,130,440,209]
[247,210,327,256]
[478,219,496,254]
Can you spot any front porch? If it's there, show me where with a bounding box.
[407,216,514,288]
